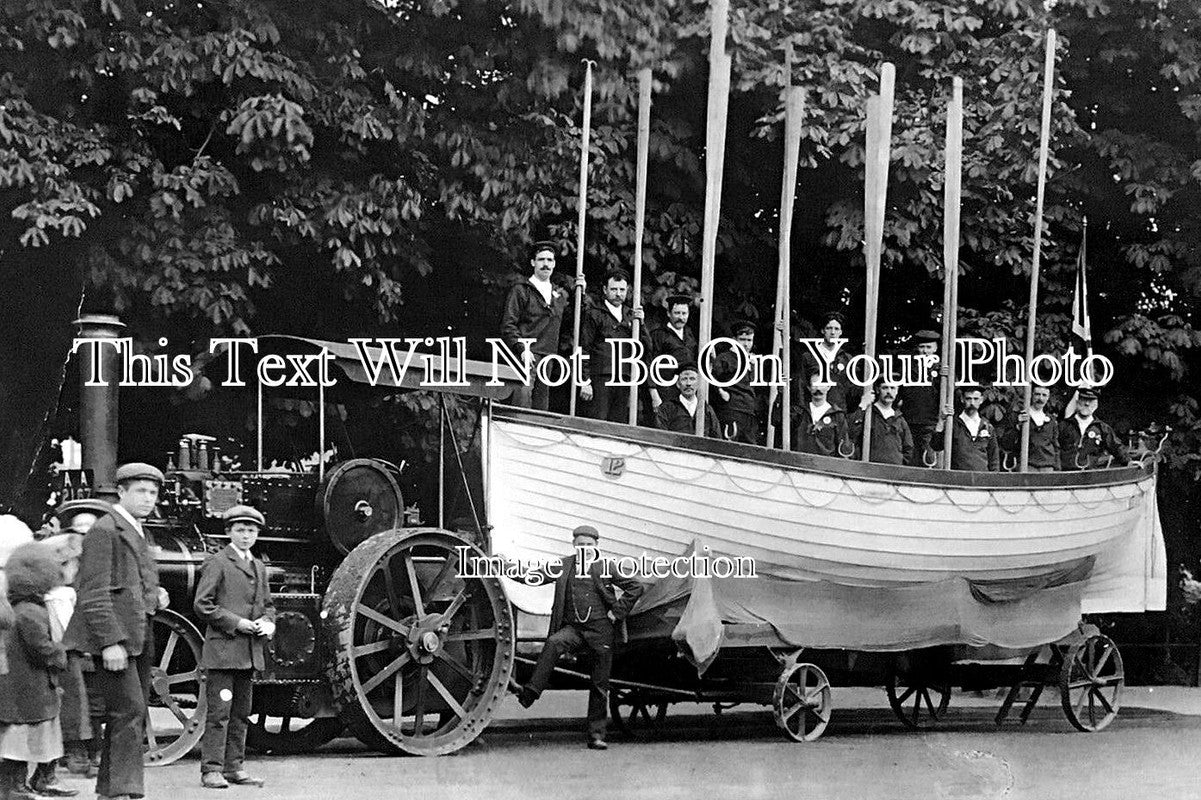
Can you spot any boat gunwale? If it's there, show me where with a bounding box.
[491,405,1154,491]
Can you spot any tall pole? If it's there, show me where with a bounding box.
[940,77,964,465]
[860,64,895,461]
[1019,28,1057,472]
[767,49,805,450]
[629,67,653,425]
[695,0,732,437]
[74,314,125,500]
[569,60,595,417]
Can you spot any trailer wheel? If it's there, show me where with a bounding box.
[246,715,344,755]
[322,528,514,756]
[144,610,207,766]
[773,662,831,742]
[886,654,951,730]
[1060,633,1123,732]
[609,688,668,738]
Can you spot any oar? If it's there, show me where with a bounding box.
[568,60,595,418]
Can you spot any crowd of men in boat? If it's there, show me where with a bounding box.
[501,241,1131,472]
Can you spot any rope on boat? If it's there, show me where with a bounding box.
[493,423,1143,515]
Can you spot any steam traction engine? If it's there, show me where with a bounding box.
[56,321,518,762]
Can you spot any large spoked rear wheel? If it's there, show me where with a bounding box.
[886,653,952,730]
[773,662,832,742]
[145,611,207,765]
[322,528,514,756]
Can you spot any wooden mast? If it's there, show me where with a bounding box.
[628,67,653,425]
[694,0,732,436]
[939,77,964,465]
[767,48,805,450]
[1019,28,1057,471]
[569,61,595,417]
[859,64,895,460]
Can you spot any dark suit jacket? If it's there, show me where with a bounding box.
[579,302,652,381]
[500,278,570,356]
[1058,416,1129,471]
[0,600,66,724]
[548,554,644,637]
[193,545,276,671]
[794,406,850,457]
[933,416,1000,471]
[64,509,161,657]
[849,408,914,466]
[655,396,721,438]
[651,325,697,370]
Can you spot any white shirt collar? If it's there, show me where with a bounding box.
[1076,414,1094,435]
[604,300,623,322]
[231,545,252,561]
[1029,408,1049,426]
[874,403,896,420]
[959,411,982,437]
[112,504,144,537]
[679,394,699,415]
[809,401,832,420]
[669,325,685,340]
[528,275,553,304]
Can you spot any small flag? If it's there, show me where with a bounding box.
[1065,221,1092,419]
[1071,222,1092,347]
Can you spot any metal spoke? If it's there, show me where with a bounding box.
[405,555,425,616]
[360,652,412,695]
[412,666,427,736]
[381,558,404,620]
[159,631,179,672]
[147,721,158,750]
[912,690,922,722]
[896,685,917,705]
[1093,645,1114,678]
[439,588,470,623]
[1073,687,1089,720]
[444,627,495,643]
[427,671,467,721]
[433,649,476,683]
[167,670,199,685]
[356,604,411,636]
[1093,688,1115,715]
[352,640,392,658]
[425,555,459,600]
[393,661,405,721]
[783,702,805,723]
[164,696,190,725]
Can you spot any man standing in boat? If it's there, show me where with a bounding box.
[578,269,650,422]
[1058,388,1129,470]
[932,386,1000,471]
[649,295,697,411]
[850,378,913,466]
[517,525,644,751]
[793,376,850,457]
[1002,385,1060,472]
[710,320,760,444]
[500,241,581,410]
[799,312,856,412]
[655,362,721,438]
[897,330,941,465]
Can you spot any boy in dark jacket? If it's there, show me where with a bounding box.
[194,506,275,789]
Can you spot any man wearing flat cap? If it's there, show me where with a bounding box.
[518,525,644,750]
[193,506,275,789]
[655,362,721,438]
[710,320,761,444]
[897,330,942,466]
[65,462,170,800]
[1058,388,1129,470]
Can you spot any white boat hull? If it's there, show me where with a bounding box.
[486,410,1165,618]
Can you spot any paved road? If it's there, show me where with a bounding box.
[74,688,1201,800]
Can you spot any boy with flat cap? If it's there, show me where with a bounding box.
[518,525,644,750]
[193,506,276,789]
[1058,388,1129,470]
[65,462,171,800]
[897,329,942,464]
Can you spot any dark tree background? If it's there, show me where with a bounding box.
[2,0,1199,679]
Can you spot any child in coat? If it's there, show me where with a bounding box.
[0,542,72,800]
[193,506,275,790]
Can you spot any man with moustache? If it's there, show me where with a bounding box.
[793,376,850,457]
[500,241,582,410]
[649,295,697,411]
[850,379,913,466]
[578,270,650,422]
[932,386,1000,471]
[654,362,721,438]
[1002,385,1060,472]
[1058,388,1129,470]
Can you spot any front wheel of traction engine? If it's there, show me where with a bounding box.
[322,528,514,756]
[144,610,207,765]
